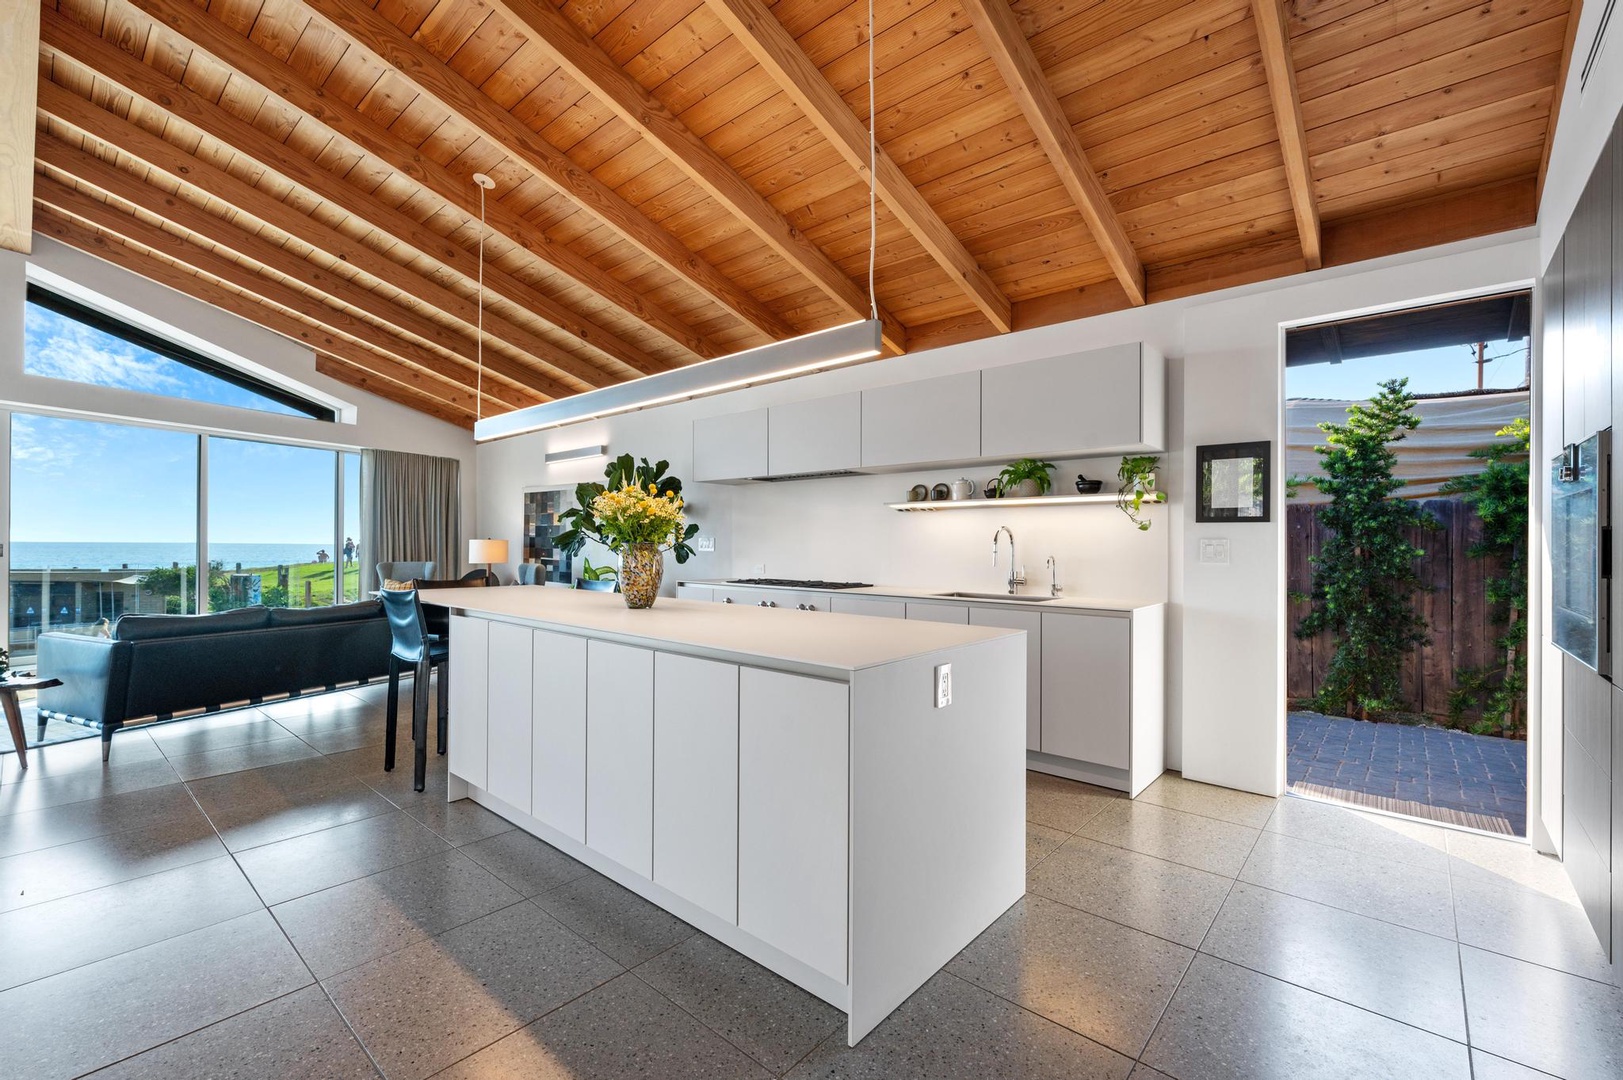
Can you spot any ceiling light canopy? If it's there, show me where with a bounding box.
[474,319,883,443]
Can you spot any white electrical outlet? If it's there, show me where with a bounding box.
[934,663,952,708]
[692,535,715,552]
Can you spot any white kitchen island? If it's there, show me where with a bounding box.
[422,586,1026,1044]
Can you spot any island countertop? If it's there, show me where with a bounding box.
[421,585,1018,675]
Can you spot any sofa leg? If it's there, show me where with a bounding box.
[384,656,400,772]
[101,726,114,763]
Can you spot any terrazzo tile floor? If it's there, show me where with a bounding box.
[3,684,1617,1079]
[1288,710,1527,835]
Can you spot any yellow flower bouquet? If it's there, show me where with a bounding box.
[589,483,688,552]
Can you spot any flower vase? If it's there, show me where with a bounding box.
[619,542,664,609]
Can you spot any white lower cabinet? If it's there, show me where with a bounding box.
[828,594,906,619]
[586,641,654,877]
[1040,612,1130,769]
[653,654,740,923]
[970,606,1041,752]
[905,602,969,624]
[485,621,534,814]
[532,629,587,842]
[738,668,850,982]
[447,614,489,789]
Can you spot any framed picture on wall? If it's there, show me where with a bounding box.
[1196,441,1271,522]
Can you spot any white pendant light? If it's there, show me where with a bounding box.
[474,5,888,444]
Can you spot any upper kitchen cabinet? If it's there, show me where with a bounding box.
[981,343,1165,459]
[693,408,768,483]
[861,371,981,468]
[769,393,861,476]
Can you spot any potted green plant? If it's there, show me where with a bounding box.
[580,558,617,583]
[555,455,700,608]
[1117,455,1160,531]
[0,644,9,679]
[995,458,1056,498]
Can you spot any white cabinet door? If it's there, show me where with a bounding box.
[739,669,849,982]
[906,601,969,624]
[532,629,587,842]
[769,393,860,476]
[653,653,739,923]
[1040,612,1130,768]
[861,371,980,467]
[485,620,534,814]
[970,606,1042,752]
[586,640,655,877]
[981,343,1162,458]
[829,594,906,619]
[675,584,714,601]
[447,614,489,789]
[693,409,769,482]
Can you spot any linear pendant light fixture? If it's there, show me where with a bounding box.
[473,6,887,444]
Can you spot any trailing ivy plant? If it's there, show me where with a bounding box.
[1117,455,1160,531]
[1296,379,1435,719]
[554,454,701,564]
[1440,417,1530,738]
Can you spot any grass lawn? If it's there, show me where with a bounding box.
[241,561,362,606]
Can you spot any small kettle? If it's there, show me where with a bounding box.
[950,477,975,500]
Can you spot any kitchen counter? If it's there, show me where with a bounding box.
[421,585,1015,677]
[675,578,1159,612]
[425,584,1026,1046]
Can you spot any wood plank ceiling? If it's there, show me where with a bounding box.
[31,0,1575,428]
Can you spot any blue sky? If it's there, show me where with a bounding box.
[13,305,344,546]
[1288,339,1530,399]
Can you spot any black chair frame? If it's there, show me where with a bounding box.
[380,588,449,792]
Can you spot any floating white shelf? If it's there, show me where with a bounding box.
[886,492,1166,512]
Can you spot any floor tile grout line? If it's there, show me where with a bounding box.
[939,967,1140,1065]
[625,961,833,1077]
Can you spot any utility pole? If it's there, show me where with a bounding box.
[1475,341,1487,390]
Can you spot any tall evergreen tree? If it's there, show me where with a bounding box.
[1297,378,1434,718]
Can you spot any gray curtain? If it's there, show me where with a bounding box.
[361,449,462,581]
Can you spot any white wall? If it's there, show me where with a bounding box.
[1538,3,1623,267]
[478,231,1538,793]
[0,235,478,586]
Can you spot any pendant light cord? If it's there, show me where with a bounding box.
[867,0,878,321]
[476,179,487,424]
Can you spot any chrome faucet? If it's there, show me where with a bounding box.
[992,526,1026,595]
[1046,555,1062,597]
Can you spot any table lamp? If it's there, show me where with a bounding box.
[467,538,509,583]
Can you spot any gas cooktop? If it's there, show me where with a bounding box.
[726,578,874,590]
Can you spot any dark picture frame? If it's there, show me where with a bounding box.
[1196,441,1271,523]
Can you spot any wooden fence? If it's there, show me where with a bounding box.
[1286,498,1513,723]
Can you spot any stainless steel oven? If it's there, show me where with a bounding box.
[1551,428,1611,676]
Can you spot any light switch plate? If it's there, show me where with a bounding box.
[934,663,952,708]
[1199,538,1231,565]
[692,535,715,552]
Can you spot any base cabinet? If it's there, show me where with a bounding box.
[446,614,489,789]
[485,621,534,814]
[1040,612,1130,769]
[654,654,740,924]
[586,641,655,877]
[971,606,1041,752]
[739,668,850,982]
[532,630,587,842]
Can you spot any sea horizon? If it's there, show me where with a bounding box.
[10,540,353,571]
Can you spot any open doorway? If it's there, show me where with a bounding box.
[1284,292,1532,835]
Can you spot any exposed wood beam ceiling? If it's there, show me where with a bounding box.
[0,0,40,253]
[962,0,1145,306]
[28,0,1573,424]
[1252,0,1322,269]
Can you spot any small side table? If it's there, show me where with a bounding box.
[0,676,61,772]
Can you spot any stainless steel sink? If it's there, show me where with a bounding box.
[934,591,1056,602]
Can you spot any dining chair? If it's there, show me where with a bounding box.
[376,560,436,589]
[379,588,448,792]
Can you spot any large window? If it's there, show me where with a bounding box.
[208,438,339,610]
[23,286,334,420]
[7,414,200,665]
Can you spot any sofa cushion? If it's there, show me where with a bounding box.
[269,601,383,627]
[114,606,271,641]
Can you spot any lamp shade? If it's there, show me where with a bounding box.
[467,538,509,565]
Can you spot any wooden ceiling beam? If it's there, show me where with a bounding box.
[36,139,551,408]
[37,75,588,402]
[313,354,472,429]
[122,0,720,363]
[298,0,796,346]
[962,0,1145,307]
[701,0,1009,334]
[482,0,907,352]
[40,7,657,388]
[33,205,476,427]
[0,0,39,253]
[1251,0,1322,270]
